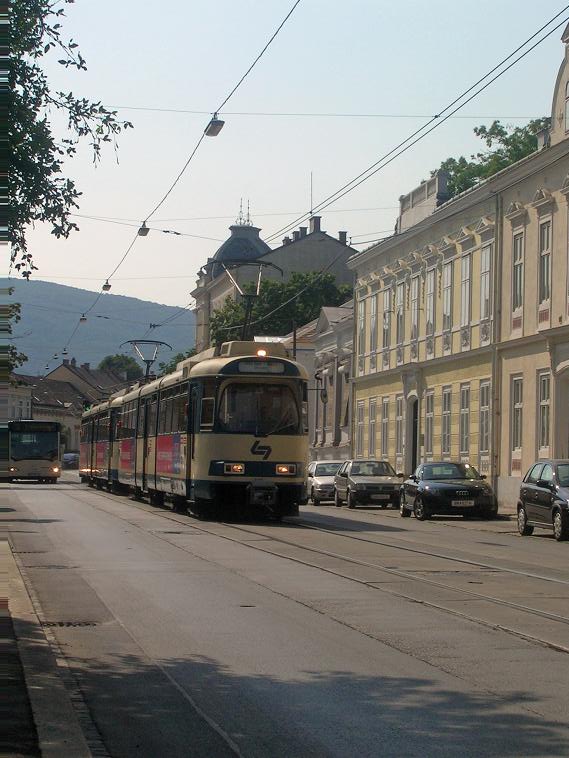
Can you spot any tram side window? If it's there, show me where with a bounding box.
[137,403,146,438]
[200,379,216,430]
[158,391,170,435]
[147,396,158,437]
[172,387,187,433]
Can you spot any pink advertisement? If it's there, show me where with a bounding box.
[156,434,183,477]
[119,438,135,474]
[96,441,109,472]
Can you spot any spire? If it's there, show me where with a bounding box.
[235,198,253,226]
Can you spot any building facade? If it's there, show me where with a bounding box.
[348,28,569,509]
[192,215,355,352]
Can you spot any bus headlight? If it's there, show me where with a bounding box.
[276,464,296,475]
[52,467,60,473]
[224,463,245,475]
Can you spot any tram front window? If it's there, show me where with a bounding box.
[217,383,301,436]
[11,432,59,461]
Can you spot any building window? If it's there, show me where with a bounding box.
[480,245,491,321]
[396,282,405,345]
[381,397,389,458]
[357,299,366,372]
[539,220,551,304]
[369,397,377,457]
[512,232,524,311]
[426,269,435,336]
[479,381,490,454]
[538,372,550,450]
[355,400,364,457]
[369,294,377,370]
[442,387,451,455]
[382,289,391,349]
[565,80,569,131]
[460,254,471,327]
[411,275,419,341]
[443,262,453,331]
[425,391,434,455]
[511,377,523,452]
[459,384,470,454]
[395,396,404,456]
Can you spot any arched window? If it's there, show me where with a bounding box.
[565,81,569,132]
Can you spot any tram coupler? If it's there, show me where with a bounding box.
[247,482,278,507]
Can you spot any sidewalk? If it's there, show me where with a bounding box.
[2,541,91,758]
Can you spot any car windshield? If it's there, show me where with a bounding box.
[217,383,301,436]
[351,461,396,476]
[422,463,480,480]
[315,463,342,476]
[11,431,59,461]
[557,464,569,487]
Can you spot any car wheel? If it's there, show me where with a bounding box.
[414,497,430,521]
[347,489,356,509]
[553,509,569,541]
[400,502,410,518]
[517,505,534,536]
[334,489,342,507]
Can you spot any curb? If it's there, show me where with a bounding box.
[6,541,92,758]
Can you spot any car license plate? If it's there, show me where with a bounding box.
[451,499,475,507]
[372,494,390,500]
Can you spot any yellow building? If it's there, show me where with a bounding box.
[348,27,569,510]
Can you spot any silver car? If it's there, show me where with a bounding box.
[307,461,344,505]
[334,459,404,509]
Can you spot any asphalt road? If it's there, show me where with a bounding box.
[5,473,569,757]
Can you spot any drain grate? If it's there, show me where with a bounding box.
[42,621,98,628]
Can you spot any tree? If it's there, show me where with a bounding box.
[98,354,143,381]
[158,348,196,376]
[10,0,133,277]
[435,118,551,198]
[7,294,28,373]
[209,272,352,344]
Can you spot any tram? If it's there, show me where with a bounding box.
[80,341,309,518]
[2,420,62,482]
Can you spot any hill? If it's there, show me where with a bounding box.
[5,279,195,376]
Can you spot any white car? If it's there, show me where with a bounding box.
[307,461,344,505]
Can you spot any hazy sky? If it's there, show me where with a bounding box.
[13,0,568,307]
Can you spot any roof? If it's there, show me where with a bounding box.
[211,224,271,274]
[48,361,127,401]
[14,375,88,414]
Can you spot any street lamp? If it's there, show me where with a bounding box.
[102,279,111,291]
[204,113,225,137]
[138,222,150,237]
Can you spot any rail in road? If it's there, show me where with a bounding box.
[57,481,569,657]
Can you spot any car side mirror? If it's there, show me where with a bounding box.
[480,474,487,480]
[307,472,313,478]
[397,472,404,478]
[537,479,555,491]
[340,472,347,478]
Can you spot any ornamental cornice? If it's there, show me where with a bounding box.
[505,201,527,224]
[531,187,555,213]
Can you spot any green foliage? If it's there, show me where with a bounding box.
[98,354,143,381]
[10,0,133,277]
[210,272,352,344]
[158,348,196,376]
[7,291,28,372]
[435,118,551,197]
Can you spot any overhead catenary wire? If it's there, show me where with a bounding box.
[222,9,569,334]
[61,0,303,352]
[264,7,568,244]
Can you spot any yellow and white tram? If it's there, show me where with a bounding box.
[80,341,309,518]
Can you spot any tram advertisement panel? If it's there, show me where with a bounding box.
[156,433,185,476]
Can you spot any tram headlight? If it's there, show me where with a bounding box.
[52,466,60,473]
[9,467,17,472]
[224,463,245,475]
[276,464,296,475]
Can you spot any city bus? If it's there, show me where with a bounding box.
[6,420,63,483]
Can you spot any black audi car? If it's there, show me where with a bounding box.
[517,460,569,541]
[400,462,498,520]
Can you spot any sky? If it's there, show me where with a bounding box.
[11,0,569,307]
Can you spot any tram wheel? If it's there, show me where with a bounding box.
[172,496,187,513]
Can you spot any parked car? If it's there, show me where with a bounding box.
[63,452,79,469]
[517,460,569,541]
[334,459,403,509]
[307,461,343,505]
[400,462,498,520]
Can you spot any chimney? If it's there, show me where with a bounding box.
[309,216,321,234]
[338,231,347,245]
[299,226,307,238]
[62,359,69,366]
[282,236,291,246]
[70,357,76,367]
[81,362,90,371]
[537,127,550,150]
[292,230,300,242]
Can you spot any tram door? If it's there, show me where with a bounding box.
[136,399,148,491]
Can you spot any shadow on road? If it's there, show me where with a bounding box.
[297,512,406,533]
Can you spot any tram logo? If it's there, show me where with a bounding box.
[251,441,272,460]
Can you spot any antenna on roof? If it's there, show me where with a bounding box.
[236,198,245,226]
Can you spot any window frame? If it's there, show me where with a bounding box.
[411,275,419,341]
[443,261,453,332]
[355,399,365,458]
[369,293,378,370]
[368,397,377,457]
[425,390,434,455]
[381,397,389,459]
[395,395,404,456]
[460,253,471,328]
[396,282,405,346]
[459,383,470,455]
[479,381,491,454]
[512,231,524,313]
[425,268,435,337]
[441,386,451,455]
[480,244,491,321]
[382,288,391,349]
[538,219,552,305]
[511,376,523,452]
[538,371,551,452]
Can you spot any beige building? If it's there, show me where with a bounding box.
[191,215,354,352]
[348,27,569,509]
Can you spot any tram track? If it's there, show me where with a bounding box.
[49,483,569,657]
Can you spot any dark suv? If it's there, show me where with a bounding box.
[517,460,569,541]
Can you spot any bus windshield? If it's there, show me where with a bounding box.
[217,383,301,436]
[11,431,59,461]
